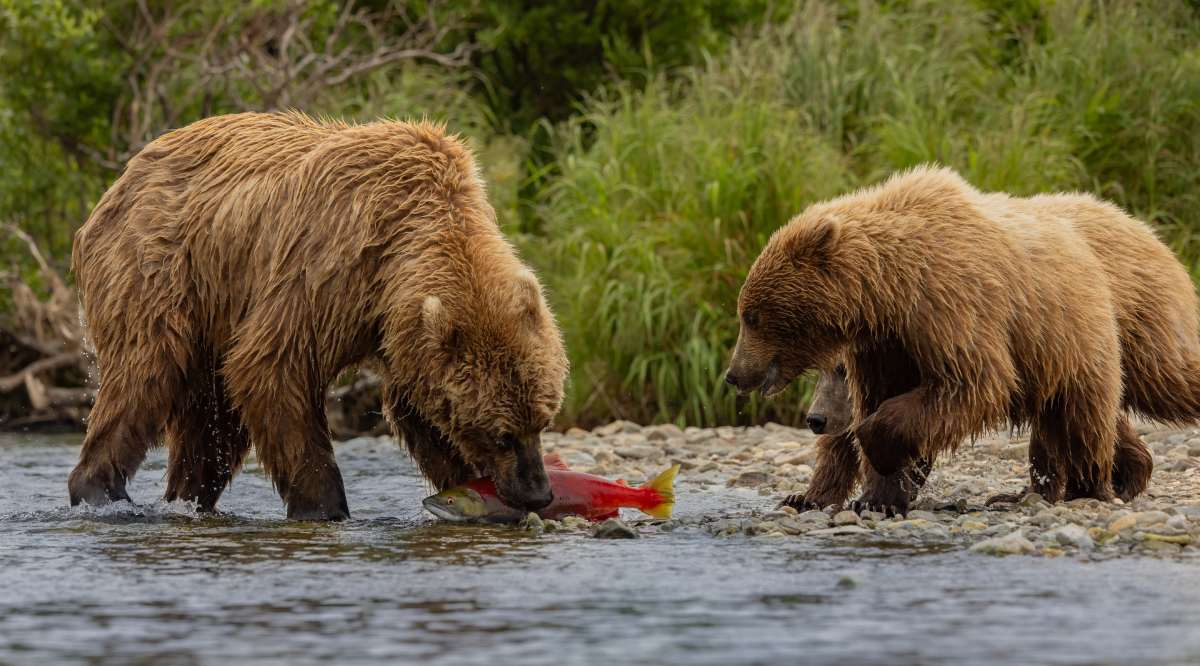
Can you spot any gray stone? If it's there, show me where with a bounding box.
[561,450,597,468]
[644,424,684,441]
[970,531,1036,556]
[808,525,871,537]
[832,510,861,526]
[615,444,659,460]
[594,420,641,437]
[906,510,939,521]
[727,470,773,488]
[593,518,639,539]
[1051,524,1094,550]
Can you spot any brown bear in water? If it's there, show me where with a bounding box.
[727,167,1195,511]
[68,112,569,520]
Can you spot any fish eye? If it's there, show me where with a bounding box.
[447,498,455,504]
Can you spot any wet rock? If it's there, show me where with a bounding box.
[564,427,589,438]
[808,525,872,537]
[1088,527,1118,545]
[1142,533,1193,546]
[1139,539,1183,554]
[593,518,639,539]
[832,510,860,526]
[561,450,597,468]
[1051,524,1094,550]
[615,444,659,460]
[860,510,886,522]
[906,510,939,522]
[519,512,544,534]
[970,531,1036,556]
[959,520,988,531]
[727,470,773,488]
[1019,492,1047,509]
[561,516,591,530]
[1134,510,1171,527]
[542,519,562,532]
[644,424,684,441]
[1042,547,1066,557]
[594,420,641,437]
[1108,513,1137,533]
[1166,515,1190,531]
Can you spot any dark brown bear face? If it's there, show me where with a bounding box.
[806,363,852,435]
[726,215,852,397]
[417,271,568,511]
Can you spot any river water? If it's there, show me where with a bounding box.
[1,433,1198,665]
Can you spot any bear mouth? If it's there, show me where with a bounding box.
[759,358,785,397]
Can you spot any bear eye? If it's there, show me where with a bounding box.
[835,363,846,377]
[742,310,759,328]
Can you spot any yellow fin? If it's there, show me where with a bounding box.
[638,464,679,519]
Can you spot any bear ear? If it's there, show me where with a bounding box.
[513,269,544,321]
[786,216,842,268]
[421,295,461,352]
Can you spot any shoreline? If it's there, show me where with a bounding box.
[497,420,1200,557]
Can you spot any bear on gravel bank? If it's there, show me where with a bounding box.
[727,166,1198,511]
[68,112,568,520]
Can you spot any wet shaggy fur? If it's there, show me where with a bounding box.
[68,112,568,519]
[729,166,1197,507]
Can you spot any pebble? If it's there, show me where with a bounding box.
[808,525,872,537]
[832,510,860,526]
[519,512,544,534]
[593,518,639,539]
[727,470,773,488]
[644,424,684,441]
[1050,524,1094,550]
[594,420,641,436]
[970,531,1036,556]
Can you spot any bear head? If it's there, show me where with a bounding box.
[411,267,568,511]
[806,362,852,435]
[726,213,857,397]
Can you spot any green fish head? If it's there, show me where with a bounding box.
[423,486,490,522]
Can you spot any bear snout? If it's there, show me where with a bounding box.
[806,414,827,434]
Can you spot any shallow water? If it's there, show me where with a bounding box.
[2,433,1198,666]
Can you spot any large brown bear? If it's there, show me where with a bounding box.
[727,167,1198,509]
[68,112,569,520]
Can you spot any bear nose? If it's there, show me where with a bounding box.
[806,414,827,434]
[724,369,740,388]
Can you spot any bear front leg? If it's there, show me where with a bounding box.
[224,347,350,521]
[852,456,933,517]
[854,388,927,478]
[780,431,860,511]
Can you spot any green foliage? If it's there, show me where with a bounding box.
[469,0,776,130]
[3,0,1200,427]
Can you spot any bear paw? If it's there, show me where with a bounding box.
[67,465,132,507]
[779,493,826,512]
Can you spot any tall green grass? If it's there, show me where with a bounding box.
[529,0,1200,427]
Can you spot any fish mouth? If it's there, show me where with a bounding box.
[422,497,471,522]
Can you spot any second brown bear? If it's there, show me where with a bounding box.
[727,167,1197,510]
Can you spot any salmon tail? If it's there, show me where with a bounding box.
[638,464,679,519]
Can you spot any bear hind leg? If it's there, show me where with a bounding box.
[1109,415,1152,502]
[164,370,250,512]
[68,360,184,507]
